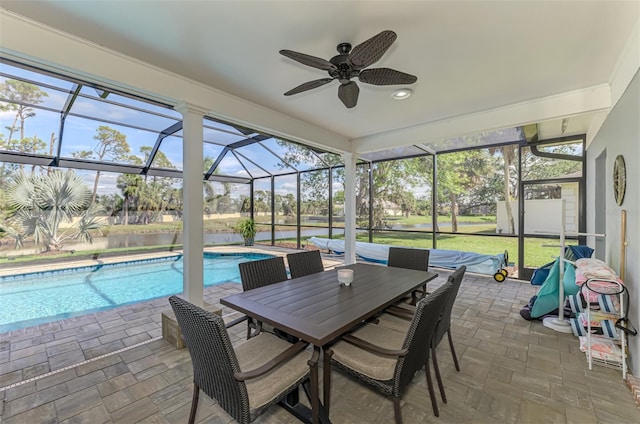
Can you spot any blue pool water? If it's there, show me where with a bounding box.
[0,252,273,332]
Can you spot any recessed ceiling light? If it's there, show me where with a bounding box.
[392,88,413,100]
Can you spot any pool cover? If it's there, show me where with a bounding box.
[308,237,506,275]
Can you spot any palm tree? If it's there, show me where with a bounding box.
[117,173,143,224]
[1,169,105,251]
[137,181,162,224]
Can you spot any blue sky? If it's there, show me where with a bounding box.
[0,62,345,197]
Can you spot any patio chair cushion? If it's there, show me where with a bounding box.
[376,312,411,333]
[331,324,405,381]
[234,333,310,410]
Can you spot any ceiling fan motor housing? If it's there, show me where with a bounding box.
[329,50,359,84]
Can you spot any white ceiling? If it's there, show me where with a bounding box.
[1,1,639,153]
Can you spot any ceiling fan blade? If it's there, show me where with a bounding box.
[284,78,334,96]
[338,81,359,108]
[348,30,397,70]
[358,68,418,85]
[280,50,337,71]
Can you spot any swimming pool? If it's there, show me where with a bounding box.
[0,252,273,332]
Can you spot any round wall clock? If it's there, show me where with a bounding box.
[613,155,626,206]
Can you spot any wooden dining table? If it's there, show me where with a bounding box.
[221,262,438,424]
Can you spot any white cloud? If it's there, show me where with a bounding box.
[280,182,296,190]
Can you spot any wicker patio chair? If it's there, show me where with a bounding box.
[237,257,288,339]
[323,280,453,422]
[431,265,466,382]
[168,296,311,424]
[387,246,430,271]
[380,266,467,404]
[287,250,324,279]
[388,246,430,303]
[239,256,288,291]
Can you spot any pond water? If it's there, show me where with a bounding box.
[1,228,344,256]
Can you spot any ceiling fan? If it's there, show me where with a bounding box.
[280,30,417,108]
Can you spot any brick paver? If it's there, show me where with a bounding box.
[0,247,638,423]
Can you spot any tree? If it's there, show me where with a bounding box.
[202,156,222,214]
[299,170,329,217]
[275,141,433,230]
[275,142,339,219]
[489,145,518,234]
[282,193,296,216]
[164,186,183,218]
[0,133,19,187]
[130,147,179,223]
[140,146,174,169]
[354,164,369,227]
[95,192,123,223]
[254,190,270,213]
[73,126,130,203]
[0,80,48,145]
[436,150,493,232]
[137,181,161,224]
[1,169,104,251]
[368,158,431,229]
[521,143,582,181]
[117,173,143,224]
[240,197,251,214]
[0,80,48,181]
[214,182,233,214]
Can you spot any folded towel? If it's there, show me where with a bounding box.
[578,336,623,362]
[576,258,609,268]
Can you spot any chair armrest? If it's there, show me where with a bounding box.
[386,305,414,320]
[225,315,248,329]
[342,334,408,358]
[234,340,309,381]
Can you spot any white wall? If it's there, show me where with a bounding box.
[497,199,562,234]
[587,69,640,375]
[496,188,578,235]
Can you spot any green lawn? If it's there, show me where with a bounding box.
[384,214,496,225]
[346,231,571,269]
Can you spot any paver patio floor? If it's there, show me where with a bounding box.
[1,248,638,423]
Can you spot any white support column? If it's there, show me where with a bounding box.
[176,102,206,306]
[343,152,357,265]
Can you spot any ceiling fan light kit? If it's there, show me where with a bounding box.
[280,30,417,108]
[392,88,413,100]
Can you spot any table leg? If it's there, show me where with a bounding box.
[323,348,333,412]
[308,346,321,424]
[285,385,300,405]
